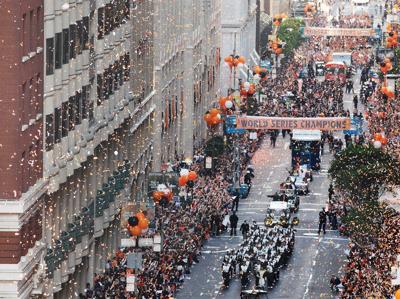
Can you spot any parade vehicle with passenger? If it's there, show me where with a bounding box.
[264,201,299,228]
[274,187,300,212]
[287,164,312,195]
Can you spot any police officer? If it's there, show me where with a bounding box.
[318,208,327,234]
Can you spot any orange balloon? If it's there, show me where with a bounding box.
[275,48,283,55]
[254,66,261,74]
[138,218,149,230]
[395,289,400,299]
[178,175,188,186]
[387,90,395,98]
[238,56,246,64]
[188,171,197,181]
[129,226,142,236]
[374,133,382,141]
[219,97,227,109]
[204,113,212,123]
[224,56,233,63]
[210,108,220,116]
[136,212,145,220]
[153,191,163,201]
[381,137,388,145]
[211,116,220,126]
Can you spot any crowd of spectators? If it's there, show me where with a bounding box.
[341,208,400,298]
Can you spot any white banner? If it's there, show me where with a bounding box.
[304,27,375,37]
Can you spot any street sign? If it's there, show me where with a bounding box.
[126,273,136,292]
[121,238,136,247]
[225,115,246,135]
[205,157,213,169]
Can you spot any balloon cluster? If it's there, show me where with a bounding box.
[270,41,283,55]
[219,96,234,111]
[272,14,286,26]
[152,183,173,204]
[373,133,388,148]
[224,55,246,69]
[379,58,393,74]
[204,108,223,126]
[381,85,395,98]
[127,212,149,237]
[240,82,256,97]
[253,66,268,81]
[386,30,398,48]
[304,2,316,16]
[178,168,197,187]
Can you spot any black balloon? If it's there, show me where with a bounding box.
[128,216,139,227]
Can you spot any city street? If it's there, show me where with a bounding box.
[177,75,361,299]
[177,138,347,299]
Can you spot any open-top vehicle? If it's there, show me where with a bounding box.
[264,201,299,228]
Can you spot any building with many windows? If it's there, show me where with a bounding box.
[0,0,222,297]
[0,0,45,297]
[0,0,154,297]
[220,0,258,95]
[152,0,222,170]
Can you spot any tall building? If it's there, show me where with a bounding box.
[0,0,155,297]
[0,0,45,297]
[221,0,258,95]
[152,0,222,170]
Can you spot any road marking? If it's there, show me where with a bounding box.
[296,235,348,242]
[303,233,319,236]
[299,208,319,211]
[284,142,290,150]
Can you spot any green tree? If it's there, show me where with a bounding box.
[277,18,305,56]
[329,145,400,203]
[341,201,387,246]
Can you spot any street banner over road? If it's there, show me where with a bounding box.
[236,116,351,131]
[304,27,375,37]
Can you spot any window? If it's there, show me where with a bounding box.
[69,24,76,59]
[97,74,103,105]
[29,10,33,52]
[83,16,89,50]
[77,20,83,55]
[62,28,69,64]
[55,107,61,143]
[68,96,75,131]
[22,82,27,124]
[45,114,54,151]
[105,4,112,35]
[45,38,54,75]
[124,0,130,20]
[62,102,68,137]
[22,14,27,54]
[82,86,88,119]
[55,32,62,69]
[89,102,94,124]
[76,91,82,125]
[98,7,104,39]
[36,7,42,48]
[124,53,130,81]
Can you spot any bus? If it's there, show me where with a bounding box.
[324,62,347,83]
[291,130,321,170]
